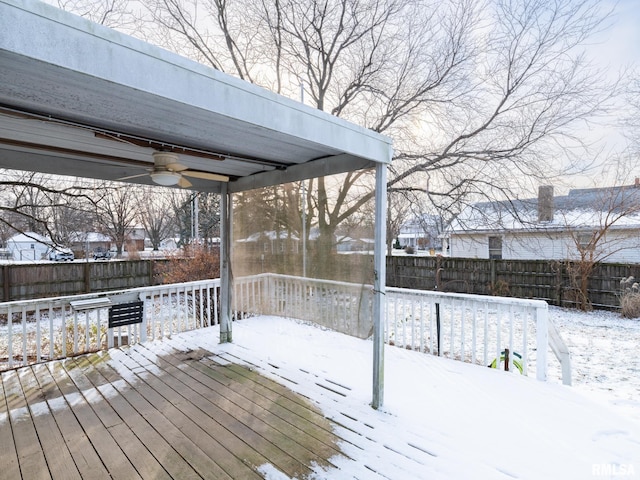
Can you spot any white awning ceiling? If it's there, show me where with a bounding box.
[0,0,392,193]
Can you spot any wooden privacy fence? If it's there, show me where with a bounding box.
[387,256,640,310]
[4,256,636,310]
[0,260,169,302]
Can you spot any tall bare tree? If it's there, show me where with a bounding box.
[625,74,640,156]
[94,184,140,256]
[559,156,640,310]
[51,0,136,29]
[136,0,615,252]
[0,170,95,247]
[138,187,177,251]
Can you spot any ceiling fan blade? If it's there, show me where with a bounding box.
[178,176,193,188]
[167,162,188,172]
[117,173,148,181]
[181,170,230,182]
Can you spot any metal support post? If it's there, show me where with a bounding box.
[220,183,233,343]
[372,161,388,409]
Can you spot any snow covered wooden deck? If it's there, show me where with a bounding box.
[2,316,639,479]
[0,335,346,479]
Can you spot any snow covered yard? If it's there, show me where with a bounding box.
[549,307,640,423]
[183,315,640,480]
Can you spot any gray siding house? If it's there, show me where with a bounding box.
[446,183,640,263]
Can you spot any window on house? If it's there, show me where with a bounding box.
[577,232,595,250]
[488,236,502,259]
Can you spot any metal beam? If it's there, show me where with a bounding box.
[229,154,376,193]
[371,161,388,409]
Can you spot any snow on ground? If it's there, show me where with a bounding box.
[214,315,640,480]
[549,307,640,423]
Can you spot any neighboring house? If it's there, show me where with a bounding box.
[160,237,179,251]
[446,183,640,263]
[236,230,300,255]
[336,236,374,253]
[125,226,146,252]
[397,215,442,250]
[69,232,112,255]
[6,232,50,261]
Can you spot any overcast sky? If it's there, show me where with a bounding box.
[591,0,640,71]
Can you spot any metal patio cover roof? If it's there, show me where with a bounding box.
[0,0,392,193]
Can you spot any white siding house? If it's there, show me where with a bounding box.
[397,214,442,250]
[447,184,640,263]
[6,232,50,261]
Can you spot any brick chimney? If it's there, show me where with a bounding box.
[538,185,554,222]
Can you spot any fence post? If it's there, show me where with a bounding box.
[535,305,549,382]
[490,259,496,289]
[84,262,91,293]
[2,265,9,302]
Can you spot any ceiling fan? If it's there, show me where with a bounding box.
[118,151,229,187]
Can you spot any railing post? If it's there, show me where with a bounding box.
[548,320,572,386]
[140,297,147,344]
[536,305,549,382]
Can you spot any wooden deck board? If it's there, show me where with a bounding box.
[119,344,311,478]
[90,356,231,480]
[102,348,260,479]
[46,360,144,480]
[134,343,343,466]
[65,357,173,480]
[0,371,23,479]
[16,367,82,480]
[2,369,52,480]
[31,363,112,480]
[83,354,201,480]
[174,336,426,479]
[0,329,362,480]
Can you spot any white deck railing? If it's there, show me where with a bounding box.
[0,274,571,385]
[384,286,571,384]
[0,279,220,370]
[234,274,374,338]
[233,274,571,385]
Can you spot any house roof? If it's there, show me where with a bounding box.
[69,232,112,243]
[0,1,392,194]
[449,184,640,234]
[7,232,50,244]
[236,231,301,242]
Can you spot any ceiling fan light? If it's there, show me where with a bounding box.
[150,170,181,186]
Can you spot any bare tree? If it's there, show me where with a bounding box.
[94,184,140,256]
[559,157,640,310]
[195,192,221,246]
[624,73,640,157]
[168,190,221,248]
[49,0,137,29]
[0,170,96,247]
[386,192,411,255]
[138,187,177,251]
[137,0,615,253]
